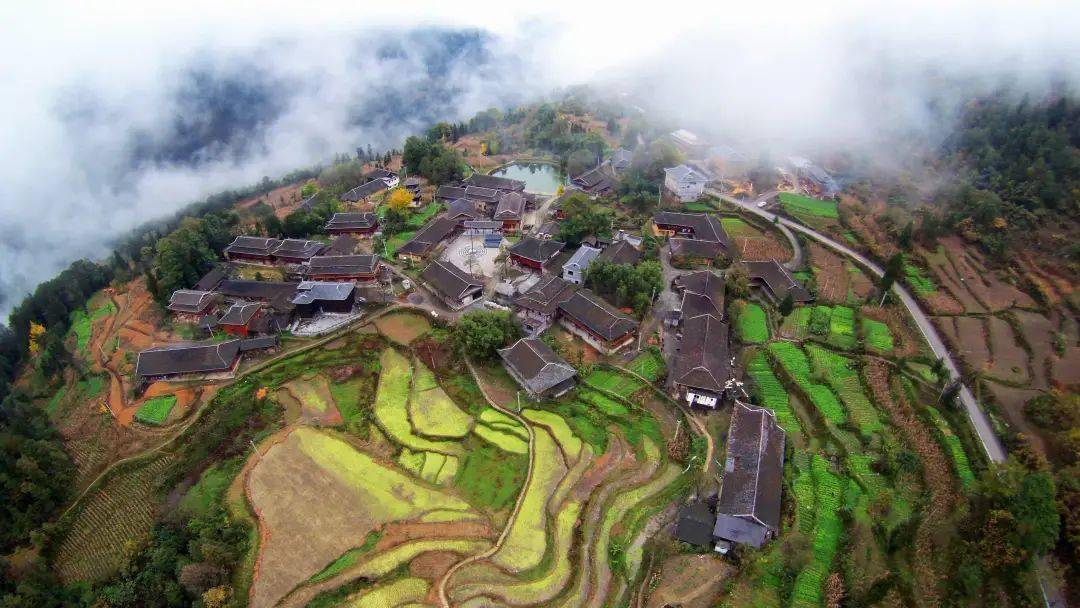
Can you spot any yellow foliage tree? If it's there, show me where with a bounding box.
[387,188,414,211]
[28,322,45,355]
[202,587,230,608]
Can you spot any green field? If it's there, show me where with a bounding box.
[626,349,665,382]
[925,406,976,488]
[826,305,856,349]
[134,395,177,425]
[384,230,416,257]
[861,318,894,352]
[903,263,936,295]
[778,192,839,220]
[720,217,760,238]
[768,342,845,424]
[734,301,769,344]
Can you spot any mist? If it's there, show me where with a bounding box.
[1,1,1077,320]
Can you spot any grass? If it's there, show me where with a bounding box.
[734,301,770,344]
[473,422,529,453]
[778,192,839,219]
[490,426,565,572]
[454,441,529,511]
[309,530,382,583]
[791,455,847,607]
[384,230,417,257]
[523,409,583,461]
[328,376,370,424]
[134,395,177,425]
[45,385,69,416]
[68,301,117,355]
[349,577,429,608]
[683,201,715,212]
[768,342,846,424]
[180,459,241,516]
[626,349,665,382]
[861,318,894,352]
[720,217,760,237]
[584,369,645,398]
[577,389,629,417]
[408,202,442,228]
[373,349,462,456]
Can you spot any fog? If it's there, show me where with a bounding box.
[1,1,1077,318]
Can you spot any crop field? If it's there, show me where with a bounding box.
[861,318,894,352]
[586,368,647,398]
[408,358,474,438]
[133,394,177,425]
[826,305,856,349]
[384,230,416,257]
[806,345,883,435]
[374,312,431,345]
[627,349,666,382]
[778,192,839,226]
[768,342,845,424]
[904,263,936,295]
[924,405,976,488]
[733,301,769,344]
[68,301,117,355]
[54,455,174,583]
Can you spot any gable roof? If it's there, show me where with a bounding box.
[271,239,325,260]
[167,290,216,313]
[557,289,637,341]
[514,275,578,315]
[465,173,525,192]
[610,148,633,169]
[224,236,281,257]
[325,212,378,231]
[494,191,525,220]
[465,185,500,203]
[291,281,355,304]
[669,238,725,260]
[325,235,358,256]
[672,314,732,394]
[715,401,786,545]
[194,266,227,291]
[674,500,715,546]
[341,179,388,202]
[446,199,482,220]
[365,168,397,181]
[219,302,262,326]
[307,254,378,276]
[422,260,483,302]
[396,216,459,257]
[665,164,709,184]
[508,238,565,263]
[217,280,298,301]
[674,270,725,320]
[563,245,601,271]
[653,212,730,247]
[498,338,577,396]
[597,240,641,265]
[436,185,468,201]
[743,259,813,303]
[135,340,241,377]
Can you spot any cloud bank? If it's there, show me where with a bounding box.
[1,1,1077,319]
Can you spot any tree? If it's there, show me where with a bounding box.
[725,266,750,299]
[584,260,662,316]
[566,148,598,177]
[382,208,409,235]
[300,182,317,198]
[779,292,795,317]
[453,311,522,360]
[557,193,611,246]
[387,188,413,211]
[879,253,905,294]
[154,216,231,303]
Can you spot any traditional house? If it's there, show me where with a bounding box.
[271,239,326,264]
[435,185,468,203]
[445,199,483,226]
[341,179,388,203]
[290,281,356,317]
[166,290,218,318]
[498,337,578,400]
[508,238,565,272]
[653,212,732,265]
[135,340,242,380]
[325,212,379,236]
[671,270,726,325]
[571,164,616,196]
[536,221,560,240]
[562,245,601,285]
[395,216,459,263]
[194,266,227,291]
[669,237,727,266]
[513,275,578,332]
[306,254,380,281]
[671,314,733,408]
[365,168,400,188]
[325,235,358,256]
[597,240,641,266]
[610,148,633,173]
[421,260,484,310]
[216,280,298,305]
[557,289,637,354]
[466,186,501,213]
[674,500,716,547]
[664,165,709,202]
[494,191,526,232]
[217,302,263,337]
[743,260,813,303]
[403,176,422,196]
[464,173,526,192]
[714,402,785,552]
[223,236,281,263]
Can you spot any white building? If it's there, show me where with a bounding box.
[561,245,601,285]
[664,165,709,202]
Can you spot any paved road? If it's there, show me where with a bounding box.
[725,188,805,270]
[708,187,1007,464]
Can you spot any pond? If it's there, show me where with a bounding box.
[489,162,566,194]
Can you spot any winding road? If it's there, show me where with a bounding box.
[708,187,1006,463]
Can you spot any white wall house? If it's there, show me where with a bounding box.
[664,165,709,202]
[561,245,601,285]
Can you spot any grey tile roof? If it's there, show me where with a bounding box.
[674,270,725,320]
[422,260,483,302]
[597,240,641,265]
[669,237,725,260]
[396,216,459,257]
[341,179,388,202]
[224,236,281,257]
[498,338,577,396]
[743,259,813,303]
[446,199,482,220]
[514,275,578,315]
[291,281,355,304]
[271,239,325,260]
[714,401,786,546]
[494,191,525,220]
[135,340,241,377]
[436,185,468,201]
[653,212,730,248]
[219,302,261,326]
[674,500,715,546]
[465,173,525,192]
[557,289,637,341]
[167,290,216,313]
[216,280,299,302]
[671,314,732,394]
[325,212,378,231]
[307,254,378,276]
[508,238,565,263]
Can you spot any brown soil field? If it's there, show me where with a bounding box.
[986,317,1030,385]
[282,376,343,426]
[939,237,1035,311]
[411,551,461,581]
[377,521,495,550]
[983,382,1046,455]
[952,317,991,373]
[1014,310,1058,389]
[1017,257,1075,307]
[237,183,305,219]
[1054,348,1080,388]
[374,312,432,345]
[809,243,869,303]
[920,246,985,313]
[839,196,900,261]
[644,554,735,608]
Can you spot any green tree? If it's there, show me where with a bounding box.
[557,194,612,246]
[154,216,231,302]
[300,182,317,198]
[879,253,905,294]
[779,292,795,317]
[453,311,522,360]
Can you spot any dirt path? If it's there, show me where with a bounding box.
[434,359,538,608]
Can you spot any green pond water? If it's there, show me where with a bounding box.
[489,162,566,194]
